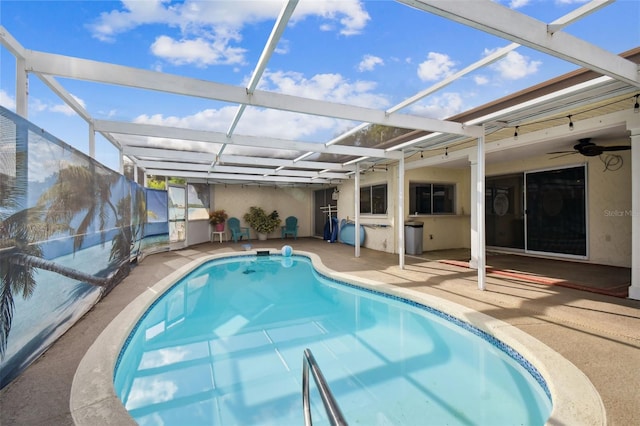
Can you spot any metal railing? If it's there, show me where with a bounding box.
[302,348,348,426]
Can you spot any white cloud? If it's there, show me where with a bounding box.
[151,35,246,67]
[490,50,541,80]
[556,0,590,4]
[128,69,389,149]
[417,52,456,82]
[134,104,335,147]
[0,90,16,110]
[358,54,384,72]
[409,92,464,119]
[258,70,389,109]
[295,0,370,36]
[474,75,489,85]
[509,0,530,8]
[126,378,178,410]
[103,109,119,118]
[87,0,177,43]
[88,0,369,65]
[274,39,290,55]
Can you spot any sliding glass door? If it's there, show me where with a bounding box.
[525,166,586,256]
[486,165,587,257]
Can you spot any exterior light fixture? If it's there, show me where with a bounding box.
[568,115,574,131]
[332,188,339,200]
[514,126,519,140]
[634,94,639,113]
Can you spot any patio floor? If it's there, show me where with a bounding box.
[1,238,638,425]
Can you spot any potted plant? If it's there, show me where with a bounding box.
[243,207,281,240]
[209,209,228,231]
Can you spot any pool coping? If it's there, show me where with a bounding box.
[70,249,606,425]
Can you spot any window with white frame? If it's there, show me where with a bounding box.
[409,182,455,214]
[360,184,387,215]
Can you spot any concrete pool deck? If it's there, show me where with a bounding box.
[1,238,639,425]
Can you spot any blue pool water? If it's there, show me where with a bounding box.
[114,254,552,425]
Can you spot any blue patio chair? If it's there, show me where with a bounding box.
[281,216,298,239]
[228,217,250,243]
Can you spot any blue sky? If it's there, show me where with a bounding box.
[1,0,639,171]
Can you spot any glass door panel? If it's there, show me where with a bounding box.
[485,174,525,249]
[168,185,186,243]
[525,166,586,256]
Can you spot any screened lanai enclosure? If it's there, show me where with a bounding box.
[1,0,639,389]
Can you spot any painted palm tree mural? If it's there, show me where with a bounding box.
[0,108,154,387]
[1,164,127,355]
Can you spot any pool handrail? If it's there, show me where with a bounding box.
[302,348,348,426]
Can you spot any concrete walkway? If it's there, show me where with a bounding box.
[1,238,639,425]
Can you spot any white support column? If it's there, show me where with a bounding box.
[354,163,361,258]
[628,126,640,300]
[16,58,27,118]
[119,147,124,174]
[476,134,486,290]
[469,152,478,269]
[398,154,405,269]
[89,122,96,159]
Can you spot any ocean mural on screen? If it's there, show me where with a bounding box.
[0,107,169,388]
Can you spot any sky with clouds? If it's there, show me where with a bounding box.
[1,0,638,171]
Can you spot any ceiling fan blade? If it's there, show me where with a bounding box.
[600,145,631,152]
[548,152,577,160]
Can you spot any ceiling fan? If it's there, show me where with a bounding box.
[548,138,631,157]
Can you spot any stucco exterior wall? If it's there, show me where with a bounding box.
[335,165,471,254]
[486,143,632,267]
[211,185,313,240]
[205,140,630,268]
[404,167,471,252]
[337,168,397,253]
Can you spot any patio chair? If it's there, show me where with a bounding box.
[281,216,298,239]
[228,217,250,243]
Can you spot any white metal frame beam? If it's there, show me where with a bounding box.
[95,119,402,160]
[122,147,355,171]
[135,160,349,179]
[547,0,614,33]
[25,50,481,137]
[144,169,333,184]
[224,0,298,155]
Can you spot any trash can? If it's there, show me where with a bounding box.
[404,221,424,255]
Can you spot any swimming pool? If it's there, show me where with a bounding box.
[70,249,606,425]
[113,252,552,425]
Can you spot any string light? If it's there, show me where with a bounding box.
[568,115,574,131]
[513,126,519,140]
[497,95,636,138]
